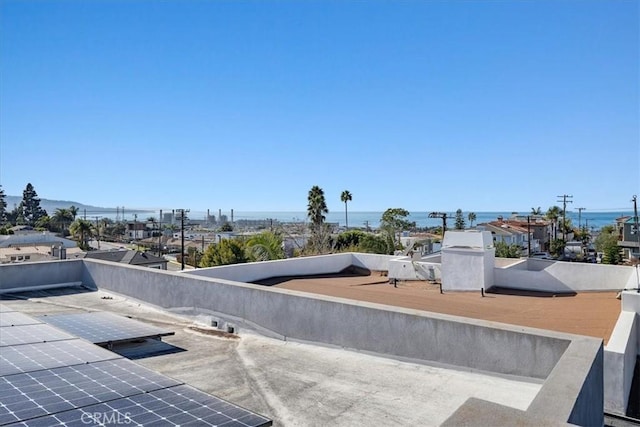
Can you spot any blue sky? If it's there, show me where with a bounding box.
[1,0,638,213]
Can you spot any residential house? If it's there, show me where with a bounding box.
[617,216,640,260]
[477,220,538,254]
[83,249,168,270]
[126,222,152,240]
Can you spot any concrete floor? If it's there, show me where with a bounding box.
[1,287,542,426]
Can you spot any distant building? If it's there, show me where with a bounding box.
[617,216,640,260]
[83,249,168,270]
[126,222,151,240]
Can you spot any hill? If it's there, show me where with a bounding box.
[4,196,150,215]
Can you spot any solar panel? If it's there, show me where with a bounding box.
[6,385,272,427]
[39,311,175,346]
[0,359,182,425]
[0,339,121,377]
[0,324,76,347]
[0,312,42,328]
[0,309,273,427]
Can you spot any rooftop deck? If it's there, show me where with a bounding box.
[261,272,621,344]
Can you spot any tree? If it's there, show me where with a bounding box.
[574,227,591,247]
[69,219,95,250]
[306,186,330,254]
[454,209,466,230]
[549,239,566,259]
[595,227,622,265]
[495,241,521,258]
[333,230,390,254]
[69,205,79,220]
[186,246,203,267]
[201,238,248,266]
[21,183,47,227]
[340,190,353,230]
[380,208,414,252]
[531,207,543,216]
[246,231,285,261]
[467,212,477,228]
[0,185,6,225]
[546,206,562,240]
[359,233,392,254]
[219,223,233,232]
[35,215,51,230]
[307,186,328,227]
[10,204,26,225]
[334,230,366,252]
[52,208,74,233]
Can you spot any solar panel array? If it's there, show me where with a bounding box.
[0,324,76,348]
[0,312,42,328]
[0,307,272,427]
[38,312,175,346]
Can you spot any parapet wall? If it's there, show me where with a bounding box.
[495,260,634,292]
[82,259,567,378]
[185,253,395,283]
[81,259,602,425]
[604,291,640,414]
[0,259,605,425]
[0,259,83,292]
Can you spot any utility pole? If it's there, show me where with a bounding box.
[632,195,639,290]
[178,209,190,270]
[429,212,451,238]
[632,195,639,257]
[93,216,101,249]
[527,216,531,257]
[577,207,586,229]
[556,195,573,241]
[158,209,163,258]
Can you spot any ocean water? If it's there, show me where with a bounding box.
[160,210,632,230]
[91,209,632,230]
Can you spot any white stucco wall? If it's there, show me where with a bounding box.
[495,261,634,293]
[185,253,396,283]
[604,291,640,414]
[442,230,493,249]
[441,248,490,291]
[388,258,441,281]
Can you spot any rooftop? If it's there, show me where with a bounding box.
[257,272,621,344]
[1,287,542,426]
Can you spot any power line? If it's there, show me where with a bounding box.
[577,207,586,229]
[557,195,573,241]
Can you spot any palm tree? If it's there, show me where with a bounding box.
[307,186,328,228]
[307,186,329,254]
[531,207,542,216]
[52,208,74,233]
[340,190,353,230]
[69,205,79,220]
[468,212,477,228]
[246,231,285,261]
[70,219,95,250]
[546,206,562,241]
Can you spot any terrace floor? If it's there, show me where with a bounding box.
[262,272,621,344]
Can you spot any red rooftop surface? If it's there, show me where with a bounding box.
[266,272,621,344]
